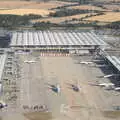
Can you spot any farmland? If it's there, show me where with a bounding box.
[0,1,76,9]
[67,5,107,11]
[0,1,76,16]
[31,13,97,24]
[0,0,75,16]
[0,9,54,16]
[84,12,120,22]
[103,5,120,11]
[0,0,119,28]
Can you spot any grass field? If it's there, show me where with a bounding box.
[0,0,119,25]
[84,12,120,22]
[0,1,76,9]
[31,13,96,23]
[0,1,76,16]
[103,5,120,11]
[0,8,55,16]
[67,5,107,11]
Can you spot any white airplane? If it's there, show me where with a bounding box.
[103,74,120,78]
[91,59,104,62]
[89,83,115,88]
[79,61,93,64]
[98,83,115,87]
[104,86,120,91]
[24,60,36,63]
[98,74,120,78]
[103,74,115,78]
[0,100,7,109]
[114,87,120,91]
[94,64,111,68]
[90,82,120,91]
[97,83,120,91]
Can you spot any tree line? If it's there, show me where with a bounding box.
[49,8,101,17]
[0,14,42,28]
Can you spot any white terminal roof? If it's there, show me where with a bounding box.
[106,56,120,72]
[0,54,7,82]
[10,31,106,46]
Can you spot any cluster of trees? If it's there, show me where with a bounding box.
[33,21,58,29]
[57,0,90,4]
[51,3,78,10]
[105,21,120,29]
[0,14,42,28]
[49,8,100,17]
[93,21,120,30]
[33,20,97,30]
[71,12,104,21]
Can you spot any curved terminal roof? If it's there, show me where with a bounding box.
[10,31,106,47]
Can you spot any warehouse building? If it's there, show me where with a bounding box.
[10,31,106,54]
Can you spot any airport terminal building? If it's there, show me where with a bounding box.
[10,31,106,54]
[100,49,120,74]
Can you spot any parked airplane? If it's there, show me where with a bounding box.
[66,80,81,92]
[104,86,120,91]
[103,74,115,78]
[89,82,120,91]
[91,59,104,62]
[89,83,115,88]
[114,87,120,91]
[99,83,115,87]
[66,83,81,92]
[24,60,36,63]
[94,64,111,68]
[79,61,93,64]
[46,83,61,93]
[103,74,120,78]
[98,74,120,78]
[0,101,7,109]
